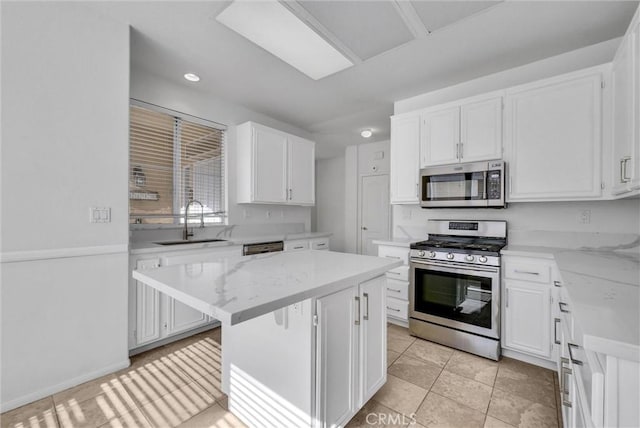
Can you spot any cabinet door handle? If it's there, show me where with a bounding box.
[362,226,368,230]
[559,302,570,313]
[363,293,369,321]
[553,280,562,287]
[387,271,402,276]
[355,296,360,325]
[459,142,464,159]
[568,343,583,365]
[387,288,402,293]
[288,188,293,200]
[554,318,561,345]
[621,157,632,183]
[560,360,573,408]
[505,288,509,308]
[456,143,460,159]
[514,270,540,275]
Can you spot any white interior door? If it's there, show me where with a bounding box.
[359,174,390,256]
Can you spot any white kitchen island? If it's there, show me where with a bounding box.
[133,250,402,428]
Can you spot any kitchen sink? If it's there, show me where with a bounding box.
[155,239,228,246]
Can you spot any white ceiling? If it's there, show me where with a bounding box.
[89,1,638,158]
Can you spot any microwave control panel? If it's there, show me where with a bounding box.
[487,170,502,200]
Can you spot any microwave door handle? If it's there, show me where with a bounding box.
[482,171,487,199]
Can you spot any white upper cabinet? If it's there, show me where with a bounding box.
[390,114,420,204]
[505,68,604,201]
[460,96,503,163]
[288,136,315,205]
[612,7,639,196]
[421,106,459,166]
[420,94,503,167]
[237,122,315,206]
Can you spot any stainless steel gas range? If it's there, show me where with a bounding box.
[409,219,507,361]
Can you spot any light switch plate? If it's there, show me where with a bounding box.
[90,207,111,223]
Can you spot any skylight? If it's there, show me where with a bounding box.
[216,1,354,80]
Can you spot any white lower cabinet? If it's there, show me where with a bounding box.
[503,279,551,358]
[316,276,386,428]
[129,246,242,350]
[502,255,557,362]
[377,244,410,326]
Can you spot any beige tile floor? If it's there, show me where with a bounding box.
[1,324,561,428]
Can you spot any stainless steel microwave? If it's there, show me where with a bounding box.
[420,160,505,208]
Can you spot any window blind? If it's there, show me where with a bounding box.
[129,103,226,225]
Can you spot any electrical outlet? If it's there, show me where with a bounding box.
[266,210,271,218]
[580,209,591,224]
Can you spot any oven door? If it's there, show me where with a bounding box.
[410,259,500,339]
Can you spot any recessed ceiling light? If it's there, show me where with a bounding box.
[216,1,353,80]
[361,129,373,138]
[184,73,200,82]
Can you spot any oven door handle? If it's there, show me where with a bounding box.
[410,259,499,274]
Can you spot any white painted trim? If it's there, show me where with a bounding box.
[0,244,128,263]
[502,348,557,371]
[0,359,130,413]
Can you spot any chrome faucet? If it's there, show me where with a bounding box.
[183,199,204,241]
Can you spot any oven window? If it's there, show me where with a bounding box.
[423,172,485,201]
[414,268,492,329]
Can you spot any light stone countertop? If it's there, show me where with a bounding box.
[502,245,640,361]
[133,250,402,325]
[372,238,420,248]
[130,232,332,255]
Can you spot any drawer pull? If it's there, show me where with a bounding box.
[386,306,401,312]
[293,246,304,249]
[568,343,583,365]
[559,302,570,313]
[554,318,561,345]
[387,288,402,293]
[553,280,562,287]
[514,270,540,275]
[560,359,573,408]
[387,271,402,275]
[385,255,401,260]
[316,243,326,247]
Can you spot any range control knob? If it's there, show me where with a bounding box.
[428,251,437,258]
[465,255,475,262]
[446,253,454,260]
[417,250,426,257]
[478,256,488,263]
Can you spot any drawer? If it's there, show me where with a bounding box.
[385,278,409,300]
[385,265,409,281]
[310,238,330,250]
[378,246,409,265]
[504,257,551,283]
[386,296,408,321]
[284,240,309,252]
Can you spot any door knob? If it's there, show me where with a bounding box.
[362,226,368,230]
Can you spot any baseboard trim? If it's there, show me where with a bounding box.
[0,358,131,413]
[387,317,408,328]
[129,322,220,356]
[1,244,128,263]
[502,348,557,370]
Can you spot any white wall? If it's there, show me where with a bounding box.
[392,38,640,244]
[315,157,346,252]
[395,37,621,114]
[1,2,130,411]
[393,199,640,242]
[130,70,312,232]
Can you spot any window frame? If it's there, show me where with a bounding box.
[128,99,228,229]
